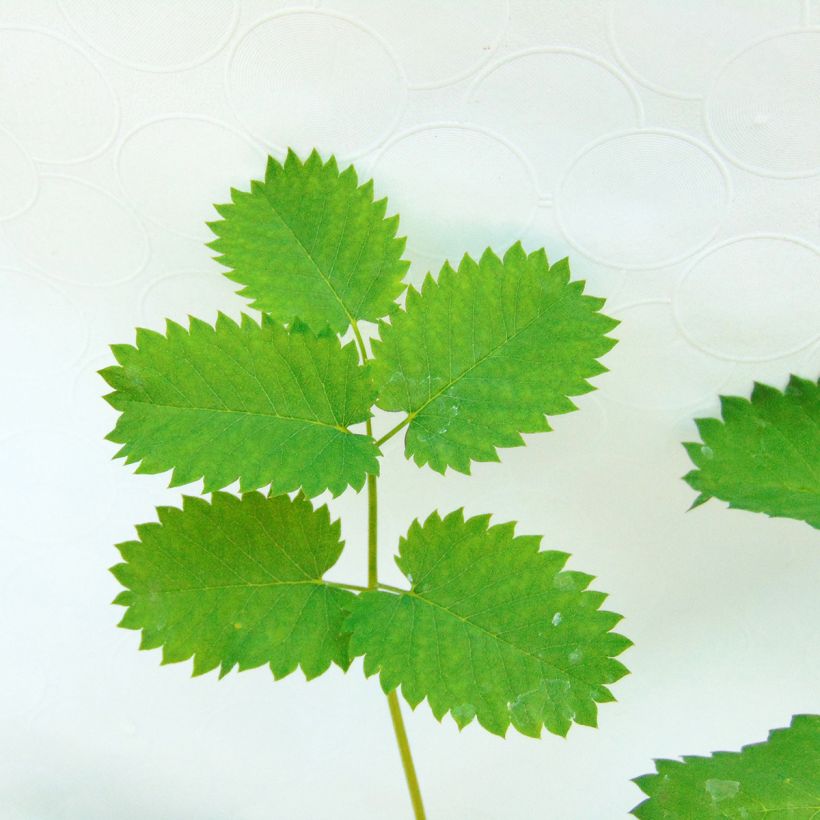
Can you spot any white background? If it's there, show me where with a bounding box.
[1,1,819,818]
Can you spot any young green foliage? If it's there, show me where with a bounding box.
[112,492,356,679]
[101,313,379,497]
[632,715,820,818]
[347,509,631,738]
[105,149,629,817]
[208,149,409,333]
[683,375,820,528]
[372,244,617,473]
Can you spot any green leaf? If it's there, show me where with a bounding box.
[684,375,820,528]
[632,714,820,818]
[346,509,630,738]
[208,149,410,333]
[112,492,357,680]
[101,313,379,497]
[371,243,617,473]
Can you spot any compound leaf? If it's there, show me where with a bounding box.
[208,149,410,333]
[101,313,379,498]
[346,509,630,738]
[112,492,357,680]
[632,714,820,818]
[684,375,820,528]
[371,243,617,473]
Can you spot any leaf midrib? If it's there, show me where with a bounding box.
[258,183,358,331]
[120,397,352,434]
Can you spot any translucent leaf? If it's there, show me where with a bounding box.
[112,492,357,680]
[632,714,820,818]
[684,375,820,528]
[347,509,630,738]
[371,243,617,473]
[208,149,410,333]
[101,313,379,497]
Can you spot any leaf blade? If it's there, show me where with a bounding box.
[631,715,820,818]
[102,313,379,498]
[112,492,357,680]
[371,243,617,473]
[347,509,630,738]
[683,375,820,528]
[208,150,410,332]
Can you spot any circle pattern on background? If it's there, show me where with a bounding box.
[599,301,732,411]
[2,176,149,287]
[140,269,245,328]
[0,127,37,220]
[466,49,641,195]
[118,116,266,241]
[0,269,87,378]
[323,0,508,87]
[556,130,729,269]
[705,30,820,178]
[674,236,820,361]
[58,0,238,72]
[608,0,801,99]
[0,27,117,163]
[227,11,406,158]
[372,124,537,262]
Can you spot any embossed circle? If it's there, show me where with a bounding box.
[118,116,266,240]
[555,130,729,269]
[608,0,801,99]
[371,124,537,260]
[674,236,820,361]
[705,30,820,178]
[2,176,149,286]
[227,11,406,158]
[0,127,37,220]
[600,301,732,410]
[140,269,244,327]
[467,49,642,194]
[0,27,117,163]
[59,0,239,72]
[0,269,87,377]
[324,0,508,87]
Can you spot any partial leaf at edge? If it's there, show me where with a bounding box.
[346,509,631,738]
[683,375,820,528]
[631,714,820,818]
[112,492,357,680]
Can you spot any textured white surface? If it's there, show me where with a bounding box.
[1,2,818,818]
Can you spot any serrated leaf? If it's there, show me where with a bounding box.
[371,243,617,473]
[101,313,379,497]
[346,509,630,738]
[208,149,410,333]
[112,492,357,680]
[632,714,820,818]
[684,375,820,528]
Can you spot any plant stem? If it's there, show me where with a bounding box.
[388,690,427,819]
[366,420,378,589]
[353,318,426,817]
[376,414,411,447]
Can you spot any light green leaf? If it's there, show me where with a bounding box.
[101,313,379,497]
[208,149,410,333]
[684,375,820,528]
[632,714,820,818]
[112,492,357,680]
[346,509,630,738]
[371,243,617,473]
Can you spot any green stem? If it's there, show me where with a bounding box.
[376,414,411,447]
[352,318,425,817]
[387,690,426,819]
